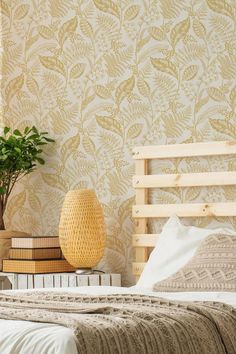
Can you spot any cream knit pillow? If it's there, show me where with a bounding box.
[154,234,236,292]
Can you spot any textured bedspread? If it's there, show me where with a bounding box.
[0,291,235,354]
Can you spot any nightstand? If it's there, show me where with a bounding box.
[0,272,121,290]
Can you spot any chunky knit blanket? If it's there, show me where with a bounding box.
[0,291,236,354]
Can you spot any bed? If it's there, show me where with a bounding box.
[0,140,236,354]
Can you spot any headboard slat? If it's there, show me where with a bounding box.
[133,171,236,188]
[133,202,236,218]
[133,140,236,159]
[132,234,159,247]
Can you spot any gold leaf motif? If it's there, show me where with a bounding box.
[95,85,110,99]
[83,136,95,155]
[230,86,236,107]
[0,0,10,17]
[124,5,140,21]
[28,194,41,210]
[193,19,206,38]
[151,58,178,78]
[26,34,39,50]
[96,115,123,136]
[58,16,78,47]
[206,0,234,19]
[170,17,190,47]
[80,19,93,37]
[61,135,80,164]
[210,119,236,138]
[41,174,67,192]
[26,76,39,96]
[14,4,29,20]
[38,25,54,39]
[7,191,26,220]
[127,123,142,138]
[118,197,134,222]
[81,94,95,111]
[182,65,198,81]
[207,87,225,101]
[70,63,85,79]
[39,56,66,76]
[5,73,24,104]
[93,0,120,18]
[195,96,209,113]
[115,76,135,105]
[137,78,150,97]
[137,35,150,51]
[149,27,165,41]
[185,188,201,202]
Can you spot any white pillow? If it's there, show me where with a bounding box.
[135,215,236,290]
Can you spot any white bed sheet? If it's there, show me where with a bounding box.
[0,286,235,354]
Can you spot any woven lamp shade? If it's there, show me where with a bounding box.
[59,189,106,268]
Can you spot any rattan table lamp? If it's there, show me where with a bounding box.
[59,189,106,274]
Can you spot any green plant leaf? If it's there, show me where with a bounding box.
[3,127,10,135]
[36,157,45,164]
[13,129,22,136]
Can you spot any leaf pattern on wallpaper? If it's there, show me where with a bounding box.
[137,78,150,97]
[80,19,94,38]
[193,19,206,38]
[127,124,142,139]
[230,87,236,107]
[39,25,54,40]
[93,0,120,18]
[115,76,135,105]
[210,119,236,138]
[5,73,24,104]
[2,0,236,285]
[206,0,234,19]
[151,58,178,78]
[61,134,81,164]
[58,16,78,47]
[96,115,123,136]
[182,65,198,81]
[170,17,190,47]
[14,4,30,20]
[95,85,110,99]
[70,63,85,79]
[124,5,140,21]
[1,0,10,17]
[39,56,66,76]
[149,26,165,41]
[207,87,225,101]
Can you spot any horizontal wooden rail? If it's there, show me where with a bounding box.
[133,171,236,188]
[132,234,159,247]
[133,202,236,218]
[133,140,236,160]
[133,262,145,276]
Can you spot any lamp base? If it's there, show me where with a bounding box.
[75,268,105,275]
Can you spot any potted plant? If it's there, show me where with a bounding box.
[0,126,54,232]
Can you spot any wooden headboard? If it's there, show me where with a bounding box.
[132,140,236,279]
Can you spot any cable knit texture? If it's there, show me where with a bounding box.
[154,234,236,292]
[0,291,236,353]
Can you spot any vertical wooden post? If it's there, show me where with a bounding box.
[135,159,148,281]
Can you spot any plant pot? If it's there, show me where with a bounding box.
[0,230,30,271]
[59,189,106,271]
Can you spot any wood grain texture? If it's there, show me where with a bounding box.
[133,202,236,218]
[133,140,236,159]
[133,171,236,188]
[132,234,159,247]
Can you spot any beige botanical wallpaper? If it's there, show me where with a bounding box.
[1,0,236,284]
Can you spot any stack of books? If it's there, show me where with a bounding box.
[3,236,75,273]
